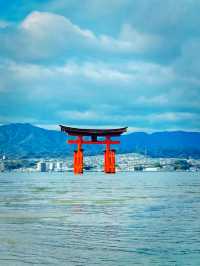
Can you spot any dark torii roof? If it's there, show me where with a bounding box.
[60,125,127,136]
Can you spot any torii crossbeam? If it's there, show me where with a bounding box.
[60,125,127,174]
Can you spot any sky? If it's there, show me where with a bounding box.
[0,0,200,132]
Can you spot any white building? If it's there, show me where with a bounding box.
[143,167,160,172]
[55,162,63,171]
[48,162,55,171]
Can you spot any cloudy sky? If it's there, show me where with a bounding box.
[0,0,200,131]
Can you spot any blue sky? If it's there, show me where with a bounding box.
[0,0,200,132]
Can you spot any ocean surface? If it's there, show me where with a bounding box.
[0,172,200,266]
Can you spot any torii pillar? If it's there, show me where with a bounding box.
[60,125,127,174]
[73,136,84,174]
[104,136,116,174]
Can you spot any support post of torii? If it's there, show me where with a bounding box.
[73,136,83,174]
[60,125,127,174]
[104,136,116,173]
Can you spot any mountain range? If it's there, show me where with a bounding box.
[0,123,200,159]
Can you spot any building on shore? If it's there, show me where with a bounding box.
[55,162,63,171]
[0,161,5,172]
[48,162,55,172]
[36,161,47,172]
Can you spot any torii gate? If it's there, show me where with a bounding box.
[60,125,127,174]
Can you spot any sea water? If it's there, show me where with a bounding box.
[0,172,200,266]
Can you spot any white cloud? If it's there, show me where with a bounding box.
[147,112,199,122]
[0,11,163,62]
[58,110,99,121]
[0,2,200,131]
[119,24,162,53]
[56,109,200,129]
[173,38,200,79]
[2,58,199,123]
[21,11,96,41]
[0,59,175,95]
[137,95,169,105]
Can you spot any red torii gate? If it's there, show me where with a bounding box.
[60,125,127,174]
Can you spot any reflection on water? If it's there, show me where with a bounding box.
[0,172,200,265]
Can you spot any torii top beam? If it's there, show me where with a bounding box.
[59,125,128,137]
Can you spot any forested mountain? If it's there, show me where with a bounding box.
[0,123,200,158]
